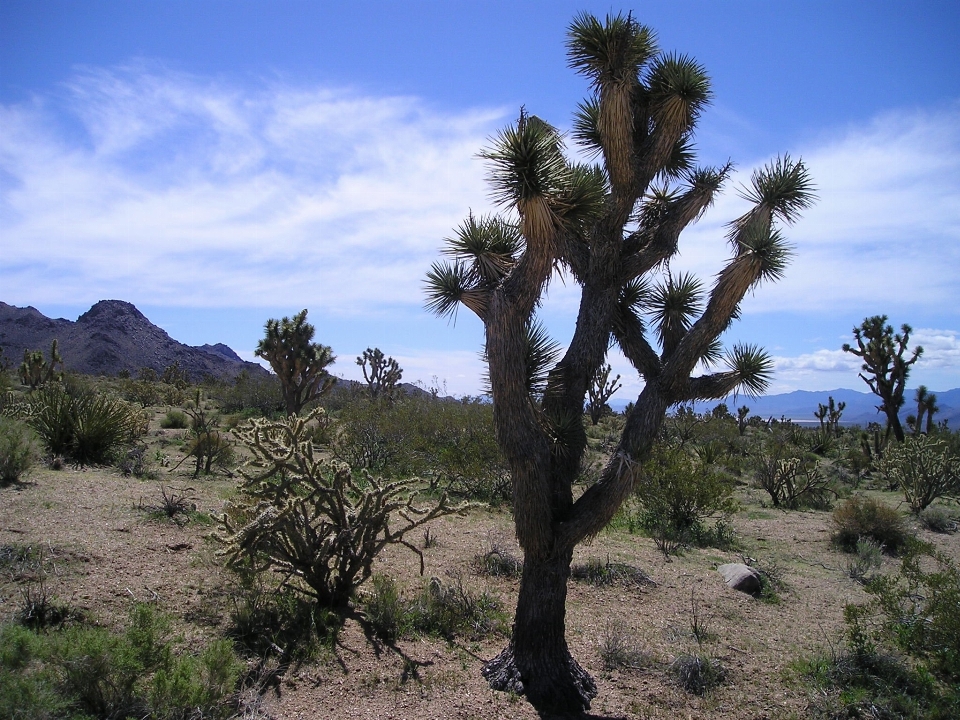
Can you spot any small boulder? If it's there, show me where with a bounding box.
[717,563,762,596]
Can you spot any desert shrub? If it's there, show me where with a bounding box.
[832,495,913,555]
[670,653,725,695]
[753,441,835,509]
[472,534,523,578]
[570,557,656,588]
[878,434,960,513]
[634,445,737,538]
[23,385,146,464]
[918,505,957,533]
[331,394,509,501]
[845,538,884,584]
[210,371,284,417]
[219,410,464,609]
[0,416,37,484]
[802,545,960,719]
[598,622,650,671]
[364,574,508,642]
[160,409,189,429]
[0,603,242,720]
[170,393,234,478]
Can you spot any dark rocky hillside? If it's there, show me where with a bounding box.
[0,300,268,381]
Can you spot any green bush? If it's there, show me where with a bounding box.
[0,416,37,484]
[832,495,913,555]
[753,441,834,509]
[801,545,960,719]
[919,505,957,533]
[331,394,510,501]
[159,409,189,429]
[634,445,736,539]
[0,604,241,720]
[363,574,508,642]
[210,371,284,416]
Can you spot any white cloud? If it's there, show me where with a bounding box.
[1,65,503,313]
[666,104,960,315]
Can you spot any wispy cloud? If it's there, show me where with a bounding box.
[1,64,502,312]
[2,65,958,393]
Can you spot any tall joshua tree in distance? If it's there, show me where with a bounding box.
[425,12,814,714]
[842,315,922,443]
[255,309,336,416]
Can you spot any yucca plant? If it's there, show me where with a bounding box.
[423,11,814,714]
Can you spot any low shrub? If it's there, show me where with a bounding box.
[0,603,242,720]
[753,443,835,509]
[919,505,957,533]
[800,545,960,719]
[598,622,650,671]
[832,495,913,555]
[633,445,736,537]
[570,557,655,588]
[0,416,36,484]
[670,653,725,695]
[159,409,189,429]
[363,574,508,642]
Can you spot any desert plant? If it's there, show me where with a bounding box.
[754,442,834,509]
[17,340,64,389]
[422,10,814,712]
[845,538,884,584]
[356,347,403,400]
[473,534,524,578]
[0,416,37,484]
[832,495,912,555]
[842,316,922,443]
[171,391,234,477]
[211,370,284,416]
[255,309,336,416]
[160,409,189,429]
[586,363,622,425]
[598,622,650,671]
[878,434,960,512]
[219,410,465,609]
[137,485,197,526]
[25,385,145,464]
[918,505,957,533]
[634,444,737,537]
[670,653,725,695]
[570,557,655,588]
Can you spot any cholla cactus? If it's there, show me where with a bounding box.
[220,410,465,608]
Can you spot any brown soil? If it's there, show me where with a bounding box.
[2,413,957,719]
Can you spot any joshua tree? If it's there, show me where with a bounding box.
[18,340,64,389]
[586,363,621,424]
[255,309,336,416]
[356,347,403,400]
[816,396,845,436]
[912,385,939,435]
[736,405,750,436]
[842,316,922,443]
[424,12,814,714]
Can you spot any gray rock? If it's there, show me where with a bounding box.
[717,563,762,595]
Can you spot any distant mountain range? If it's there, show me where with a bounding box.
[0,300,268,381]
[613,386,960,429]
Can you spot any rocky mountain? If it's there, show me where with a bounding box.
[0,300,268,381]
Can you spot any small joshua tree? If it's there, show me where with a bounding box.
[842,316,922,443]
[586,363,622,425]
[356,347,403,400]
[18,340,64,389]
[255,309,336,416]
[219,410,464,608]
[736,405,750,436]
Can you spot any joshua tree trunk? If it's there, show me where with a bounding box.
[483,546,597,711]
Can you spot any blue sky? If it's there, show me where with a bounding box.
[2,1,959,398]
